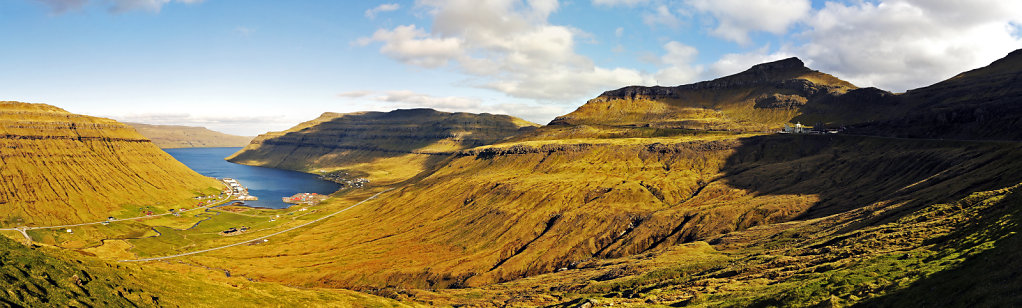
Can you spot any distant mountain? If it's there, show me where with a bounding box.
[543,57,857,135]
[0,101,222,226]
[125,122,252,148]
[226,108,539,185]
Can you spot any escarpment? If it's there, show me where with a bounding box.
[0,101,222,226]
[226,108,539,184]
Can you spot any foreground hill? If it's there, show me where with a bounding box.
[0,102,222,226]
[0,232,416,306]
[226,108,539,185]
[125,122,252,148]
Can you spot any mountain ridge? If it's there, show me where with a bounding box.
[125,122,252,148]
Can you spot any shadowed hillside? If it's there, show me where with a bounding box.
[226,108,539,185]
[0,102,222,226]
[126,122,252,148]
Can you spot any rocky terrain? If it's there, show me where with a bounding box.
[0,102,222,226]
[125,122,252,148]
[226,108,539,185]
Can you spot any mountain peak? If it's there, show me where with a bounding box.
[745,57,806,73]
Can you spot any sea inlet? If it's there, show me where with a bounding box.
[165,147,340,209]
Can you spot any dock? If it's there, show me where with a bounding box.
[222,178,258,201]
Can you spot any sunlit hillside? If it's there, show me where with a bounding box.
[226,108,539,185]
[126,122,253,148]
[0,102,223,226]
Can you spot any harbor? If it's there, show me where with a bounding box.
[222,178,258,201]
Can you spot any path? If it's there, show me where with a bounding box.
[118,188,394,262]
[0,181,234,233]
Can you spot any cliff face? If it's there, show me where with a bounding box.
[544,57,857,133]
[0,102,222,226]
[226,108,539,185]
[125,123,252,148]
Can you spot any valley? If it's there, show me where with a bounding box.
[2,49,1021,307]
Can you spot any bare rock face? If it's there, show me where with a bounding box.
[754,94,809,109]
[0,101,220,226]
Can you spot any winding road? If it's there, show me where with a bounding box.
[118,188,393,262]
[0,181,235,243]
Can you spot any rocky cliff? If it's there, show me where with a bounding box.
[125,123,252,148]
[0,102,222,226]
[226,108,539,185]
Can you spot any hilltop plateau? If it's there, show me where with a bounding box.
[226,108,538,185]
[0,101,223,226]
[125,122,252,148]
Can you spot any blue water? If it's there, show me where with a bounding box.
[165,147,340,209]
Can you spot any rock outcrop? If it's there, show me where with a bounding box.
[0,101,222,226]
[126,123,252,148]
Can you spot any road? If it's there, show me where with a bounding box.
[118,188,394,262]
[0,180,235,236]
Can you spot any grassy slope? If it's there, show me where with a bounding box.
[226,108,538,185]
[0,235,417,307]
[125,122,253,148]
[0,102,223,226]
[181,133,1022,300]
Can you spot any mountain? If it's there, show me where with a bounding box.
[537,57,856,137]
[832,49,1022,140]
[125,122,252,148]
[179,50,1022,306]
[226,108,539,185]
[0,102,223,226]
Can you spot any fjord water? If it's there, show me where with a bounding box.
[165,147,340,209]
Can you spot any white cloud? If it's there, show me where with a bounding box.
[799,0,1022,91]
[685,0,810,45]
[34,0,202,13]
[365,3,400,19]
[360,0,650,102]
[654,41,701,85]
[614,27,624,37]
[112,112,292,136]
[642,5,684,29]
[358,25,464,68]
[706,46,795,78]
[34,0,87,13]
[592,0,648,7]
[341,90,566,124]
[108,0,204,13]
[337,90,372,98]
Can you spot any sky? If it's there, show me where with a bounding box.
[2,0,1020,136]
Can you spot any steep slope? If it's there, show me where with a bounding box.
[534,57,857,137]
[226,108,539,185]
[833,48,1022,140]
[0,102,222,226]
[125,122,252,148]
[193,134,1022,292]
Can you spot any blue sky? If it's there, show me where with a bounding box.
[2,0,1020,135]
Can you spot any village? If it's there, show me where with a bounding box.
[778,122,842,134]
